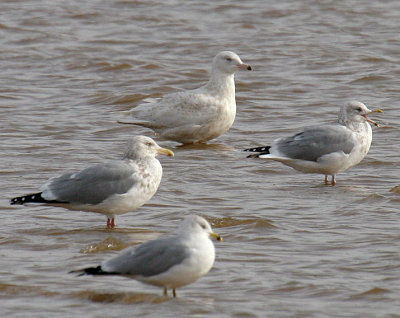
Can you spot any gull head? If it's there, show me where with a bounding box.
[179,215,223,242]
[212,51,252,75]
[339,101,382,127]
[124,135,174,160]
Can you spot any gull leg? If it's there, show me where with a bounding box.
[331,175,336,186]
[163,288,168,296]
[172,288,177,298]
[106,217,116,228]
[324,175,329,185]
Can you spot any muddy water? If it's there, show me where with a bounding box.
[1,0,399,317]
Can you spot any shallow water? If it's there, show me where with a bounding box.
[1,0,399,317]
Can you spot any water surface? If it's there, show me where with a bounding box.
[1,0,399,317]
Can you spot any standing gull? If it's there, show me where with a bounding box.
[244,101,382,185]
[10,136,174,228]
[72,215,223,297]
[121,51,252,144]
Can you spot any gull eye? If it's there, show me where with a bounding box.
[356,107,362,112]
[200,223,206,229]
[226,57,232,62]
[145,141,153,147]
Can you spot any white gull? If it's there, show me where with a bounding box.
[244,101,382,185]
[121,51,252,144]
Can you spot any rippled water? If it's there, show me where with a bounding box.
[1,0,399,317]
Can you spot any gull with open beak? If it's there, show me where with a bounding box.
[120,51,252,144]
[10,136,174,228]
[244,101,383,186]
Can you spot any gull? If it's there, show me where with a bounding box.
[120,51,252,144]
[72,215,223,297]
[244,101,382,185]
[10,136,174,227]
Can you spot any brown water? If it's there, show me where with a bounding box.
[1,0,399,317]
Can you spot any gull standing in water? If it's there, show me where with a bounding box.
[121,51,252,144]
[244,101,382,185]
[72,215,223,297]
[10,136,174,227]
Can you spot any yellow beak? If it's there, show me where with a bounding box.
[363,108,383,127]
[157,147,174,157]
[370,108,383,114]
[210,232,223,242]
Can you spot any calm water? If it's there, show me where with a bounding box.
[1,0,399,317]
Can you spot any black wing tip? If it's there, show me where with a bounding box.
[243,146,270,152]
[243,146,271,157]
[84,266,104,275]
[10,198,22,205]
[70,266,117,276]
[69,270,86,277]
[70,266,101,276]
[10,193,69,205]
[10,192,44,205]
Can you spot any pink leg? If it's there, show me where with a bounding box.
[107,217,116,228]
[324,175,329,185]
[331,175,336,186]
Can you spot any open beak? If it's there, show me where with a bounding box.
[362,108,383,127]
[237,63,252,71]
[370,109,384,114]
[210,232,223,242]
[157,147,174,157]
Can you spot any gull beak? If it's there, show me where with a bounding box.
[157,147,174,157]
[210,232,223,242]
[237,63,252,71]
[363,108,383,127]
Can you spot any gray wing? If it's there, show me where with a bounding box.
[42,161,140,205]
[102,237,189,277]
[274,125,356,162]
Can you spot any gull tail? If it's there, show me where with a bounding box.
[70,266,117,276]
[117,118,154,128]
[117,109,155,128]
[10,192,66,205]
[243,146,271,158]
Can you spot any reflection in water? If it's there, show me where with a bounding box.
[73,290,171,304]
[206,215,275,229]
[176,142,237,152]
[389,185,400,194]
[0,283,58,297]
[80,236,132,254]
[349,287,391,300]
